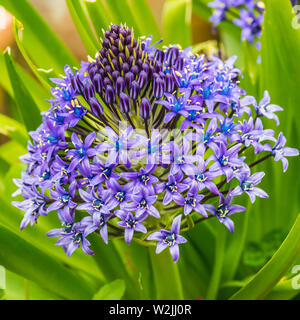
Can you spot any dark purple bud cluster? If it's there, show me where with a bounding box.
[84,24,178,121]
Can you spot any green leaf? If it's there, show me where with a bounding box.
[0,114,27,146]
[114,241,155,299]
[163,0,192,47]
[93,279,126,300]
[222,210,249,282]
[264,276,300,300]
[0,225,94,299]
[0,0,78,74]
[66,0,99,56]
[12,18,53,90]
[101,0,141,35]
[130,0,161,39]
[0,51,49,111]
[149,247,184,299]
[0,141,26,167]
[230,214,300,300]
[258,0,300,244]
[89,235,138,299]
[3,269,61,300]
[205,222,226,300]
[0,266,5,290]
[83,0,112,38]
[3,50,41,132]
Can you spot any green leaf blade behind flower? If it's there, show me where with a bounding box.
[66,0,100,57]
[0,225,95,300]
[149,247,184,300]
[130,0,161,39]
[163,0,192,47]
[256,0,300,250]
[83,0,113,38]
[0,0,78,74]
[93,279,126,300]
[3,50,41,133]
[230,214,300,300]
[0,51,49,111]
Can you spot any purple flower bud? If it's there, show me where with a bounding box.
[89,97,103,117]
[92,73,103,93]
[126,35,132,45]
[105,85,115,104]
[98,68,105,78]
[136,58,144,68]
[118,53,126,63]
[140,97,151,119]
[98,48,106,58]
[111,45,119,56]
[164,73,175,93]
[109,33,118,40]
[103,77,112,88]
[102,58,108,66]
[115,76,125,95]
[119,92,131,113]
[128,55,135,67]
[130,81,140,100]
[131,65,140,77]
[138,70,148,89]
[155,49,165,63]
[102,38,111,49]
[112,70,120,82]
[104,30,111,38]
[153,77,164,99]
[105,65,112,75]
[84,83,95,100]
[119,27,127,38]
[71,75,80,93]
[166,47,179,66]
[132,38,137,47]
[110,24,119,33]
[111,59,119,70]
[122,62,130,74]
[125,72,134,89]
[175,57,184,71]
[142,62,150,74]
[73,75,84,93]
[88,66,98,80]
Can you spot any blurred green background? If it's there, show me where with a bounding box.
[0,0,299,300]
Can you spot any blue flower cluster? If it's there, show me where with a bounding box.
[208,0,264,48]
[12,24,298,263]
[208,1,298,49]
